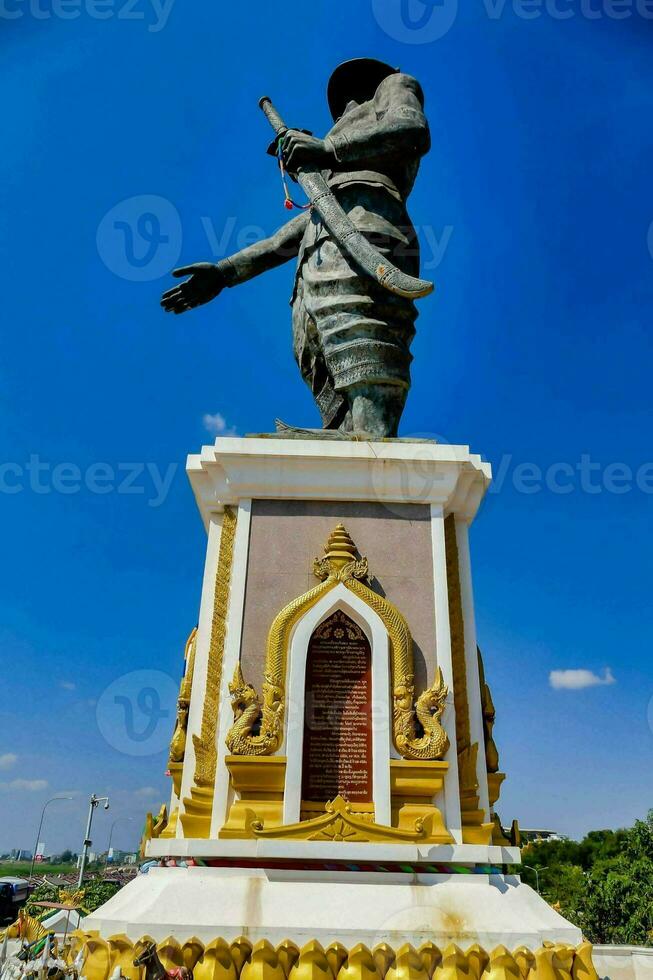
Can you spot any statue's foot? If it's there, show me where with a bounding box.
[274,419,351,440]
[272,419,384,441]
[345,383,407,439]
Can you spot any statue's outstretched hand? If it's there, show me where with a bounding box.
[161,263,225,314]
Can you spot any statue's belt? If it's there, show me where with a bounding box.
[325,170,404,201]
[259,97,433,300]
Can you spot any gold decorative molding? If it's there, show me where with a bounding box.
[219,756,287,839]
[250,794,429,843]
[443,515,472,782]
[488,772,510,845]
[66,933,600,980]
[159,803,180,840]
[300,800,375,823]
[222,760,453,844]
[168,627,198,767]
[458,744,493,845]
[226,524,449,762]
[443,515,494,844]
[140,804,168,858]
[167,762,184,800]
[180,506,237,838]
[390,760,453,843]
[478,648,500,774]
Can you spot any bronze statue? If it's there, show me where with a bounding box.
[161,58,432,439]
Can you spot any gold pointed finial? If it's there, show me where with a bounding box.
[324,523,357,570]
[313,523,369,582]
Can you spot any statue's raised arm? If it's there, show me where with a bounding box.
[161,58,434,439]
[161,212,309,314]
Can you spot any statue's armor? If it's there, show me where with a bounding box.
[292,72,430,426]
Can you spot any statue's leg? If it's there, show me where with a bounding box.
[292,282,347,428]
[341,383,407,439]
[296,218,416,437]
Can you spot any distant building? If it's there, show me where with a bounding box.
[10,849,33,861]
[105,849,138,865]
[520,829,567,843]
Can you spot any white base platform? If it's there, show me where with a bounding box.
[147,838,521,865]
[593,947,653,980]
[83,866,581,949]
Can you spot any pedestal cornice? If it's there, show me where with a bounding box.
[187,437,492,529]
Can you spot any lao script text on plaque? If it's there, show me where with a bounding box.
[301,610,373,804]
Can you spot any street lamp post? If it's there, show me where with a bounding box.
[522,864,547,894]
[77,794,109,889]
[29,796,74,883]
[106,817,133,865]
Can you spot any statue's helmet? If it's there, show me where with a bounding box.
[327,57,400,121]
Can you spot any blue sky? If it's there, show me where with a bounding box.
[0,1,652,855]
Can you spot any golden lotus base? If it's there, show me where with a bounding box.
[66,933,599,980]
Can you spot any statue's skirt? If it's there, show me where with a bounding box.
[291,183,419,427]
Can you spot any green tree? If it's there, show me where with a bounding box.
[521,811,653,946]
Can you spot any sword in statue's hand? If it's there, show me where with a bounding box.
[259,96,434,301]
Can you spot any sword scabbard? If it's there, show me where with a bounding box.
[259,96,288,139]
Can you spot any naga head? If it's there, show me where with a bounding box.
[229,664,261,718]
[416,668,448,719]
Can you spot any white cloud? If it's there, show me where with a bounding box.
[202,412,237,436]
[0,778,48,792]
[0,753,18,771]
[60,680,76,691]
[133,786,159,798]
[549,667,616,691]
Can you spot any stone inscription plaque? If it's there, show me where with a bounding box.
[301,610,373,804]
